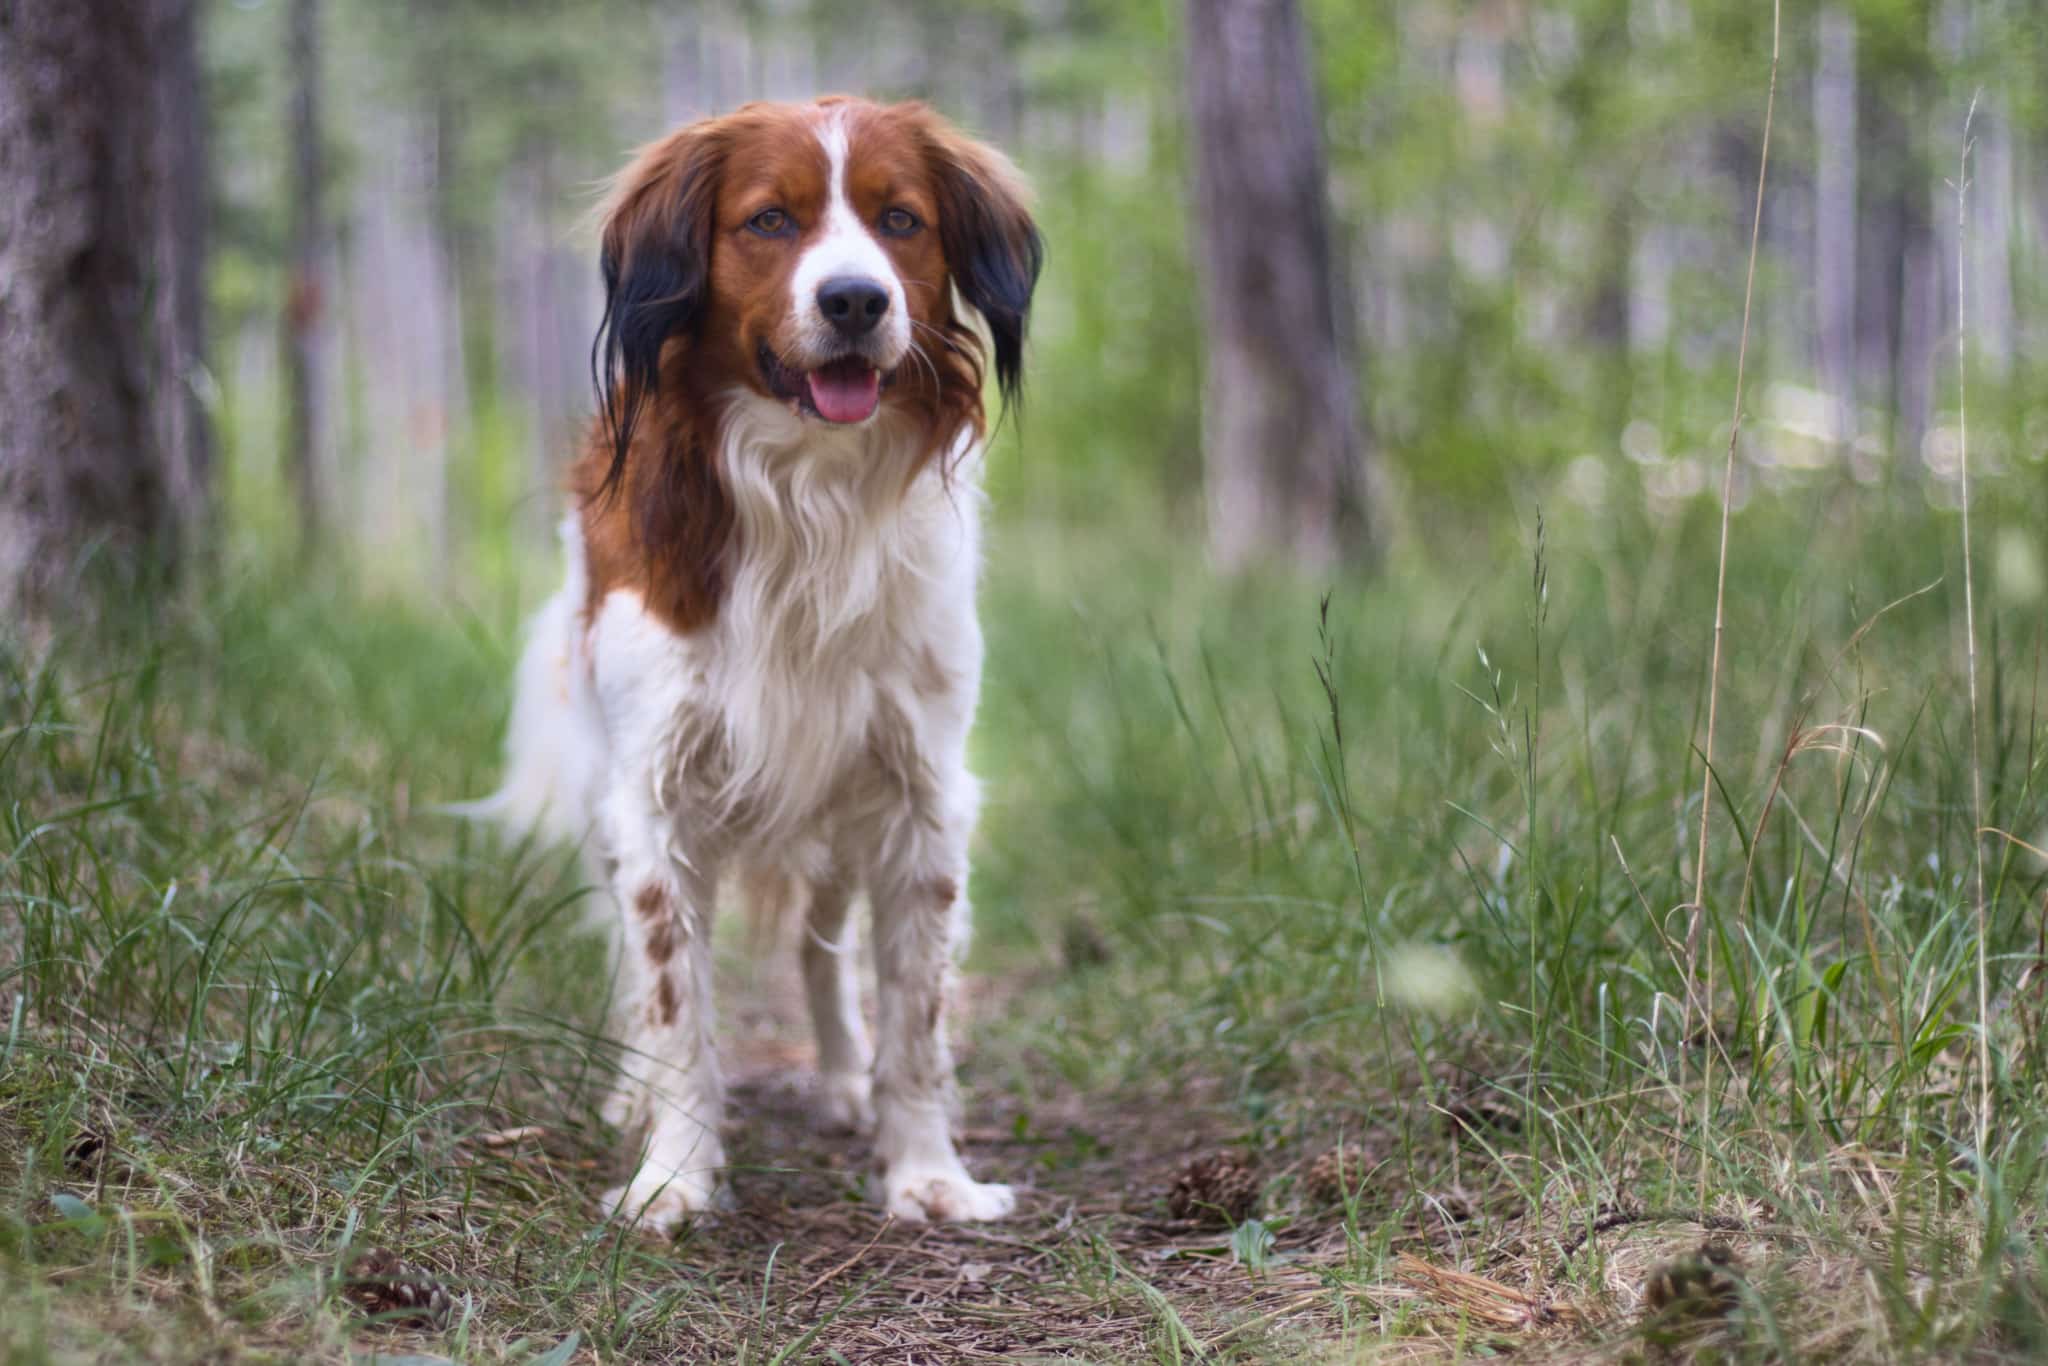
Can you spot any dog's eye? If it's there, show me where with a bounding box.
[748,208,793,237]
[879,207,920,237]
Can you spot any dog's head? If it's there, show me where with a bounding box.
[593,97,1042,478]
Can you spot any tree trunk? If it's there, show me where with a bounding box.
[498,149,589,549]
[284,0,331,551]
[1814,5,1858,449]
[1185,0,1371,572]
[661,2,751,126]
[0,0,211,624]
[348,108,455,584]
[1856,38,1936,473]
[1578,1,1635,443]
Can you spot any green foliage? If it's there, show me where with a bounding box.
[7,466,2048,1356]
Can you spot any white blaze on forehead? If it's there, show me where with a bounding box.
[787,108,910,365]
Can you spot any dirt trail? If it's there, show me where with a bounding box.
[608,947,1360,1362]
[568,932,1654,1365]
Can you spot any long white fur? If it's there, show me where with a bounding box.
[458,518,606,846]
[478,108,1012,1234]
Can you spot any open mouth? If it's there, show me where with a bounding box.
[759,346,887,425]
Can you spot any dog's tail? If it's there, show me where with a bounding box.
[444,520,605,849]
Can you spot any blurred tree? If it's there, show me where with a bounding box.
[1856,0,1940,469]
[283,0,331,551]
[1568,0,1638,443]
[1185,0,1371,571]
[1815,5,1859,451]
[0,0,211,622]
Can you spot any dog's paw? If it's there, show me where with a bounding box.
[602,1169,727,1236]
[879,1164,1016,1223]
[816,1071,876,1136]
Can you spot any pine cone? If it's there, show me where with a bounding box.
[343,1247,453,1328]
[1643,1240,1739,1321]
[1305,1143,1375,1205]
[63,1128,109,1177]
[1166,1151,1260,1226]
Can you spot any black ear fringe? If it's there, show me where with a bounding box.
[589,166,716,502]
[940,175,1044,416]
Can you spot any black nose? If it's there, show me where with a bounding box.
[816,276,889,337]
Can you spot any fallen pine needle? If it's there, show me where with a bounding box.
[1395,1253,1581,1330]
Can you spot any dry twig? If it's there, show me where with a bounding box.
[1553,1207,1749,1265]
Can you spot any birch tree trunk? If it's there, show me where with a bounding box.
[1185,0,1371,572]
[0,0,211,624]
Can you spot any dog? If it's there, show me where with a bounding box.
[471,97,1041,1233]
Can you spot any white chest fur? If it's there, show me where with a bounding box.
[585,397,984,860]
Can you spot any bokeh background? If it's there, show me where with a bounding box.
[202,0,2048,602]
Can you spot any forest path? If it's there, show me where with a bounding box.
[680,956,1316,1361]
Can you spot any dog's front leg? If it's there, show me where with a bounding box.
[865,773,1014,1223]
[597,785,726,1235]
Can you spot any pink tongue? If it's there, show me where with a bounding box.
[805,362,880,423]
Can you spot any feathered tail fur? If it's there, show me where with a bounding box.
[446,519,607,849]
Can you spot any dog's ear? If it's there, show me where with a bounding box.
[592,122,725,496]
[923,121,1043,411]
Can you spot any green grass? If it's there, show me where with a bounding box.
[5,464,2048,1361]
